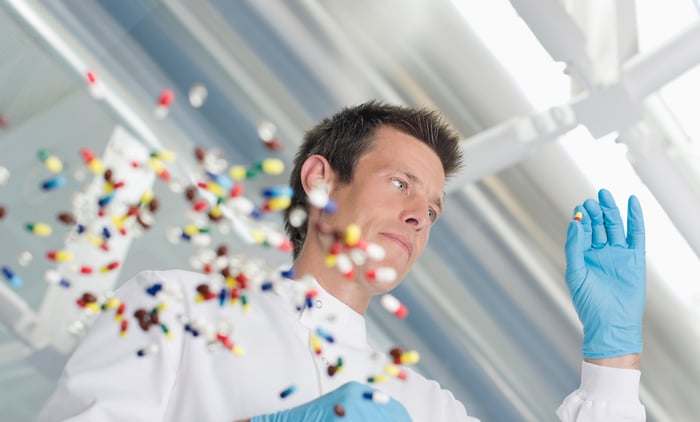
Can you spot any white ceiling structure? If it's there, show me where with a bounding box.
[1,1,700,421]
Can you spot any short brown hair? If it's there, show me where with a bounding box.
[284,100,463,258]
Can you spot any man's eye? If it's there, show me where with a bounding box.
[428,208,436,222]
[392,179,406,190]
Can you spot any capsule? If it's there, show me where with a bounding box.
[26,222,52,237]
[343,224,361,247]
[38,149,63,173]
[44,270,70,288]
[362,390,390,404]
[385,364,408,380]
[315,327,335,344]
[120,320,128,337]
[263,197,291,212]
[41,174,66,191]
[262,185,293,199]
[256,158,284,175]
[335,253,354,279]
[307,184,329,209]
[198,181,226,198]
[365,267,397,283]
[380,294,408,319]
[154,89,175,119]
[46,250,74,262]
[86,70,104,99]
[2,266,23,288]
[136,344,159,357]
[310,335,322,355]
[149,157,170,181]
[279,385,297,399]
[80,148,105,174]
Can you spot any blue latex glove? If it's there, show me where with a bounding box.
[251,381,411,422]
[564,188,646,358]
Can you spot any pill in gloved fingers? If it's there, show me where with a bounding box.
[574,211,583,221]
[333,403,345,416]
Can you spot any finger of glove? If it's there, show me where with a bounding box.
[565,208,586,272]
[583,198,607,248]
[598,188,626,247]
[627,195,645,251]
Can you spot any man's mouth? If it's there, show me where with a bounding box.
[381,233,412,257]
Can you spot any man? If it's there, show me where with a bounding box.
[38,101,646,421]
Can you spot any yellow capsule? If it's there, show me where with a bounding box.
[232,345,245,356]
[311,335,322,354]
[266,197,291,211]
[260,158,284,175]
[86,234,104,248]
[156,150,176,162]
[183,224,200,236]
[229,165,247,181]
[205,182,226,198]
[88,158,105,174]
[324,254,336,268]
[139,190,154,206]
[400,350,420,365]
[47,250,73,262]
[368,374,387,383]
[344,224,361,246]
[45,156,63,173]
[86,303,101,314]
[385,364,400,376]
[26,222,52,237]
[149,157,165,173]
[250,229,266,244]
[155,303,169,313]
[209,204,223,218]
[38,150,63,173]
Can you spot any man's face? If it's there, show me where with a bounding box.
[325,126,445,293]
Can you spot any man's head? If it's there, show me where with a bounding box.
[284,100,463,259]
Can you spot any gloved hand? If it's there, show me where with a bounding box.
[564,188,646,359]
[251,381,411,421]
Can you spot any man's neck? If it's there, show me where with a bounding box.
[293,245,372,315]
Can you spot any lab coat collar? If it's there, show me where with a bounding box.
[296,277,369,349]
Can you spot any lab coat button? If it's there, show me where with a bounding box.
[315,299,323,309]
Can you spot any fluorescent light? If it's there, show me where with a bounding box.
[448,0,571,110]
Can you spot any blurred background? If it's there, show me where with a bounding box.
[1,1,700,420]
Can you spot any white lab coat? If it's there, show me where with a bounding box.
[37,270,645,421]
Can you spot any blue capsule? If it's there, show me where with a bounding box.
[41,175,66,191]
[262,185,293,199]
[2,266,23,288]
[279,384,297,399]
[316,327,334,343]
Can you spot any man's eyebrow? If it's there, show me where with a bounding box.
[398,170,444,212]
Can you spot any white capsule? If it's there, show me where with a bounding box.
[17,250,33,267]
[228,197,255,216]
[366,243,386,261]
[350,248,367,266]
[188,83,208,108]
[257,120,277,141]
[307,184,329,209]
[166,225,183,244]
[45,269,61,284]
[288,206,307,228]
[0,166,10,185]
[191,233,212,247]
[373,267,397,283]
[336,253,353,276]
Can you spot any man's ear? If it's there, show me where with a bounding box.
[300,155,335,195]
